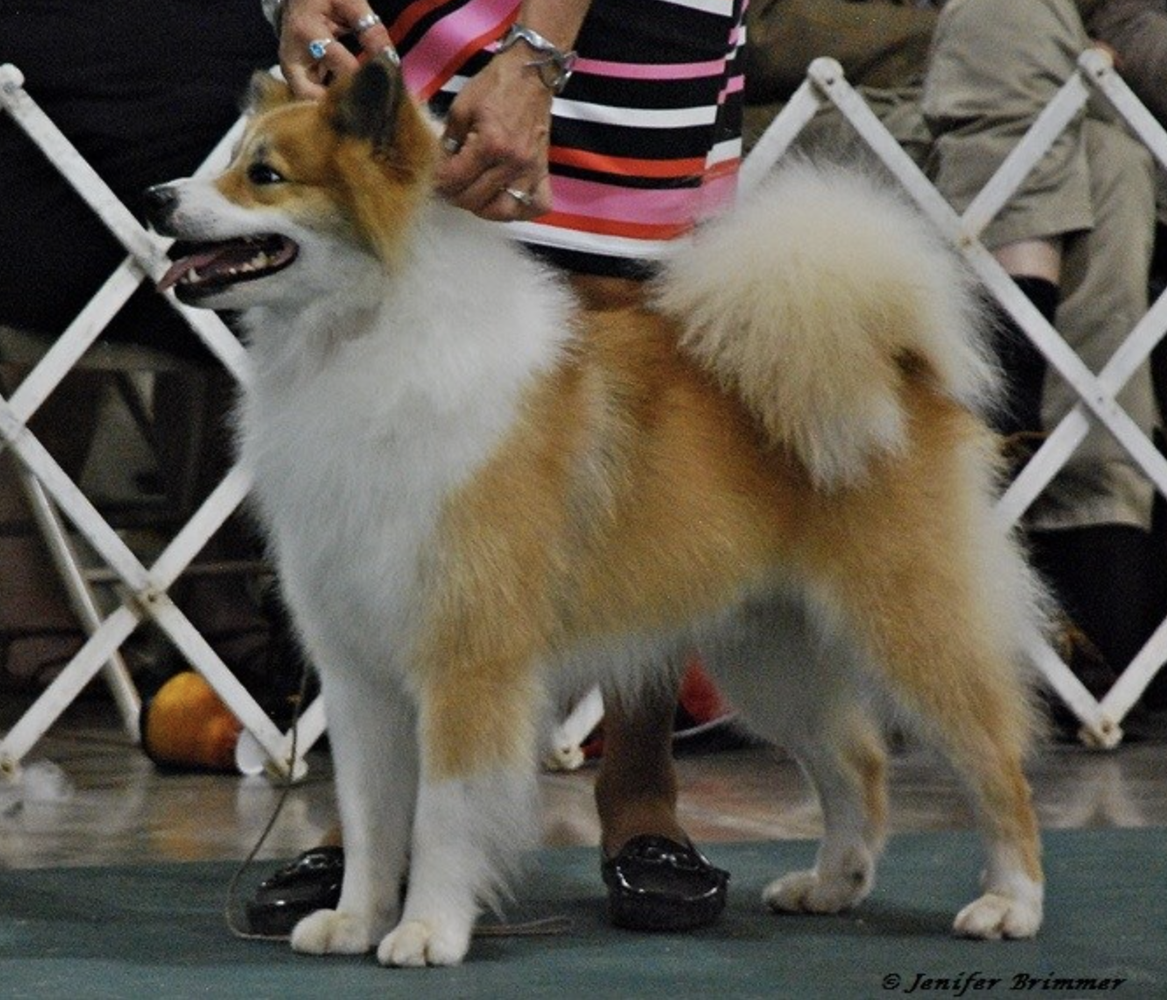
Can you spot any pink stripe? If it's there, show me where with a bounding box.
[550,175,708,227]
[717,73,744,104]
[572,56,728,81]
[400,0,517,95]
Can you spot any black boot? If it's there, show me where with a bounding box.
[985,276,1057,442]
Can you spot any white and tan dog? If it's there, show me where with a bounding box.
[147,55,1048,967]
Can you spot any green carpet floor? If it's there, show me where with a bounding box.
[1,830,1164,999]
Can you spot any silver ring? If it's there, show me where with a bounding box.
[441,135,462,154]
[307,38,334,60]
[504,187,534,208]
[353,12,382,33]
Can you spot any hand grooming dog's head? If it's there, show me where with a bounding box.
[146,54,437,310]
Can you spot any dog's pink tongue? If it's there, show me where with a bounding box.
[156,248,224,292]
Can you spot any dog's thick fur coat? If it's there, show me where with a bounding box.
[149,57,1047,966]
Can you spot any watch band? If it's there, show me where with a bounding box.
[496,24,578,94]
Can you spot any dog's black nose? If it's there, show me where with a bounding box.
[142,183,178,232]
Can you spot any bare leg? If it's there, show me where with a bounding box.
[594,672,729,931]
[594,683,687,857]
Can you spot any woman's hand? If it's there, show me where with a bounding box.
[277,0,393,99]
[435,1,590,220]
[434,46,556,221]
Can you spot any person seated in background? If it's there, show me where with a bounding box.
[925,0,1163,716]
[1087,2,1167,709]
[1086,0,1167,128]
[744,0,1165,721]
[0,1,281,694]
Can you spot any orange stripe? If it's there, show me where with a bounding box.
[536,211,693,242]
[548,148,707,180]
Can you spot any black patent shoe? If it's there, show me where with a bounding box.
[246,846,344,937]
[601,835,729,931]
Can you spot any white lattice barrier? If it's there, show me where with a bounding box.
[744,51,1167,748]
[0,64,326,781]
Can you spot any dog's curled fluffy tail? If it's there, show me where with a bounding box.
[656,161,997,489]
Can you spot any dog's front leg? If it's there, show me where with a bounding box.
[376,670,541,967]
[291,669,418,956]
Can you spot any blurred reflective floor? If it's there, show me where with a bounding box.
[2,697,1166,871]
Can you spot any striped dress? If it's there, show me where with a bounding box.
[374,0,747,276]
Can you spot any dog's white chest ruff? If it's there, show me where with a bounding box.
[238,213,572,671]
[243,373,450,660]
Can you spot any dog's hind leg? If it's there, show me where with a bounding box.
[903,674,1042,940]
[763,702,888,915]
[820,488,1045,938]
[291,667,419,955]
[946,741,1043,940]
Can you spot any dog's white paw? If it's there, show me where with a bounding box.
[290,909,374,955]
[376,919,471,967]
[953,892,1042,940]
[763,865,871,915]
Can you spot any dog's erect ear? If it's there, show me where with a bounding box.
[329,51,405,155]
[323,51,434,267]
[244,70,294,116]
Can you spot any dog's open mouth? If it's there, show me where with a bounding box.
[158,235,298,299]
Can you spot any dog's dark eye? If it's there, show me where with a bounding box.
[247,162,284,186]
